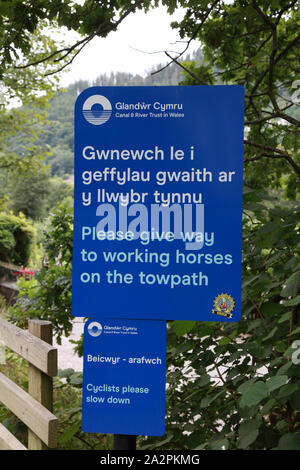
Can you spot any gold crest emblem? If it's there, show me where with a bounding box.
[212,294,235,318]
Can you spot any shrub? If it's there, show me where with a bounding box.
[0,212,35,266]
[8,203,74,342]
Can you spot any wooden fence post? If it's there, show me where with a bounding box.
[28,319,56,450]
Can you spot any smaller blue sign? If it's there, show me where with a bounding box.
[82,319,166,436]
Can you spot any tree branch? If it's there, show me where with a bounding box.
[164,52,207,84]
[14,0,146,73]
[152,0,221,76]
[244,139,300,175]
[246,30,300,111]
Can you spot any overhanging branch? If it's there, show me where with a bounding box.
[244,139,300,175]
[13,0,146,74]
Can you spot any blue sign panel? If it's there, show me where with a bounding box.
[82,319,166,436]
[72,86,244,321]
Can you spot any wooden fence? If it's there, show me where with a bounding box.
[0,318,58,450]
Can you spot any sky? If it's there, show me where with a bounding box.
[60,6,199,86]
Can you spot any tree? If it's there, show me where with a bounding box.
[0,212,35,265]
[2,1,298,186]
[6,169,74,220]
[5,0,300,450]
[0,1,149,175]
[7,169,51,220]
[138,0,300,450]
[169,0,299,196]
[9,203,74,341]
[0,1,156,79]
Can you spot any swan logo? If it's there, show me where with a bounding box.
[82,95,112,125]
[87,321,103,337]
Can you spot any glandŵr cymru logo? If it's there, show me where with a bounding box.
[87,321,103,337]
[82,95,112,125]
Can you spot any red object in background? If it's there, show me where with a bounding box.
[13,268,35,277]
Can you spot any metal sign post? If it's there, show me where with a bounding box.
[114,434,136,450]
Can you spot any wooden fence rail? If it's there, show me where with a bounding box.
[0,318,58,450]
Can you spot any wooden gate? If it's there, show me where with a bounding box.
[0,318,58,450]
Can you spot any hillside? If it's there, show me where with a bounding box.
[39,49,203,178]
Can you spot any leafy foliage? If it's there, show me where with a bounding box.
[0,212,35,265]
[0,1,161,82]
[173,0,300,197]
[9,203,74,342]
[9,190,300,450]
[139,0,300,450]
[0,353,111,450]
[4,170,74,221]
[139,191,300,451]
[0,27,67,175]
[7,169,52,220]
[15,50,202,179]
[3,0,300,451]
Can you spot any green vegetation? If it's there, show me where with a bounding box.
[5,171,73,221]
[9,203,74,342]
[15,50,202,180]
[142,189,300,450]
[0,212,35,266]
[0,0,299,451]
[175,0,300,198]
[0,352,112,449]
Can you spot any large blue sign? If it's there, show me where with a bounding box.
[72,86,244,321]
[82,319,166,436]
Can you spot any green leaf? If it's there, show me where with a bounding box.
[219,337,231,346]
[276,420,289,433]
[282,295,300,306]
[275,341,287,353]
[246,342,265,358]
[70,372,83,385]
[187,431,205,449]
[58,368,75,378]
[195,374,211,387]
[242,275,260,288]
[262,327,278,342]
[278,311,292,324]
[261,398,276,414]
[280,272,300,298]
[277,384,298,400]
[240,381,268,407]
[237,420,260,449]
[59,422,81,444]
[142,433,174,450]
[194,443,206,450]
[238,379,256,394]
[289,326,300,336]
[207,438,229,450]
[243,202,265,212]
[171,320,196,336]
[200,391,224,408]
[276,362,292,376]
[261,303,283,316]
[243,186,255,194]
[276,434,300,450]
[290,389,300,411]
[266,375,288,392]
[247,319,262,332]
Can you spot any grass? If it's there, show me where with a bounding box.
[0,348,113,450]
